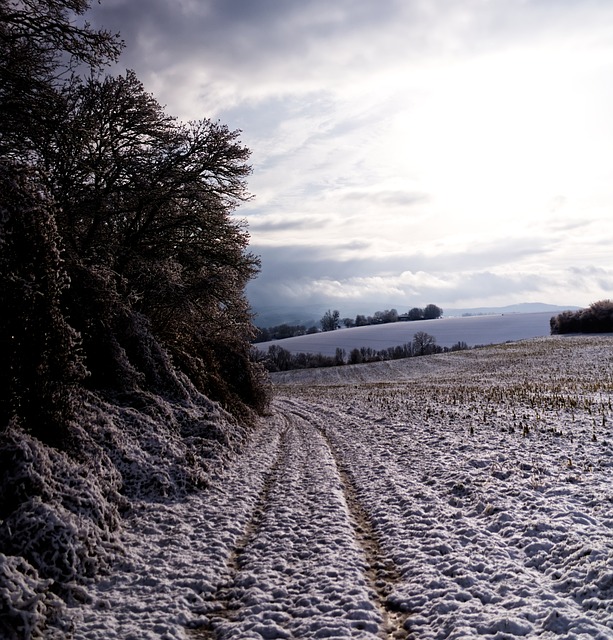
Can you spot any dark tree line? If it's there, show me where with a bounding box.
[550,300,613,335]
[253,304,444,342]
[253,323,319,342]
[1,0,270,446]
[338,304,443,330]
[405,304,444,321]
[264,332,470,372]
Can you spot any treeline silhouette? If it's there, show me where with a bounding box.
[253,304,444,342]
[550,300,613,334]
[262,333,470,372]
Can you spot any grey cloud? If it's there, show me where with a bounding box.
[341,190,429,207]
[550,219,593,233]
[249,235,551,291]
[248,218,328,233]
[89,0,613,90]
[90,0,396,75]
[569,265,613,292]
[246,262,548,318]
[340,240,371,251]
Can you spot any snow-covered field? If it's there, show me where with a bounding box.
[255,312,555,356]
[73,335,613,639]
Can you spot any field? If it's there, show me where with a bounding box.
[74,335,613,639]
[256,312,555,356]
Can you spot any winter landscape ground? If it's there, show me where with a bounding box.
[256,312,555,356]
[69,334,613,639]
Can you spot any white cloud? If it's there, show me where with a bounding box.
[90,0,613,315]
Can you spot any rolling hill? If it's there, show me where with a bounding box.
[255,311,557,356]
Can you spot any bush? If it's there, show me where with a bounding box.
[550,300,613,334]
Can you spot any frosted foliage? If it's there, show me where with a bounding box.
[0,385,246,638]
[0,424,122,639]
[81,388,246,498]
[0,554,68,640]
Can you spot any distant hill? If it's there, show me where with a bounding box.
[445,303,580,317]
[254,311,561,357]
[251,302,580,328]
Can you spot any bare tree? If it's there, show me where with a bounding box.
[412,331,437,356]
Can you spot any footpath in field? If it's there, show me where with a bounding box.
[75,404,407,639]
[74,336,613,639]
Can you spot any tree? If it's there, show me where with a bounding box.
[0,0,269,423]
[423,304,443,320]
[342,317,355,328]
[321,309,340,332]
[0,0,122,159]
[36,70,266,415]
[0,0,121,441]
[412,331,437,356]
[408,307,424,321]
[0,163,87,444]
[266,345,293,372]
[0,4,272,637]
[385,308,399,323]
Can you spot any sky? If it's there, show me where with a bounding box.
[89,0,613,322]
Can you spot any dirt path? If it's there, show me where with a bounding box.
[193,401,408,639]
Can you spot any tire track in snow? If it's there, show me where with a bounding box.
[283,392,613,638]
[228,416,292,574]
[280,398,411,639]
[188,414,290,638]
[197,403,399,638]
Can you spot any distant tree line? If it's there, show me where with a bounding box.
[339,304,443,330]
[253,304,444,341]
[262,332,470,372]
[550,300,613,334]
[253,323,319,342]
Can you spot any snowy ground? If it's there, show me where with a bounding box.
[73,335,613,639]
[255,312,555,356]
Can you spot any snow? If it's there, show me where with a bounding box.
[255,312,555,356]
[0,383,247,639]
[68,335,613,638]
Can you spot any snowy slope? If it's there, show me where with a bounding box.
[72,335,613,639]
[255,312,555,356]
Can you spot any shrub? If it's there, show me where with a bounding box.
[550,300,613,334]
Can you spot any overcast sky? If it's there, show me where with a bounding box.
[90,0,613,319]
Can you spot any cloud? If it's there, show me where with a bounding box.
[247,216,330,234]
[569,266,613,293]
[92,0,613,102]
[88,0,613,319]
[340,190,430,207]
[246,235,556,311]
